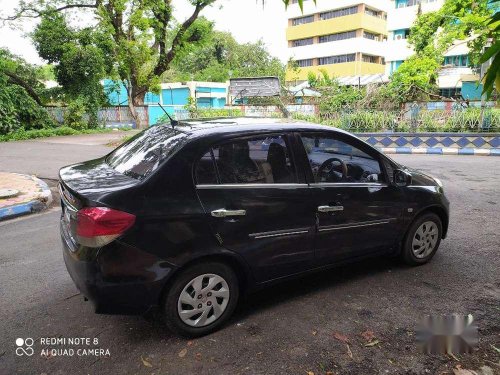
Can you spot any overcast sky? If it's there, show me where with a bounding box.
[0,0,289,65]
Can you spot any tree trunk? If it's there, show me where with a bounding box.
[126,81,147,129]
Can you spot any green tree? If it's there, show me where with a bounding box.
[394,0,496,102]
[390,55,441,103]
[33,12,112,127]
[0,48,55,134]
[6,0,217,127]
[479,0,500,98]
[167,29,285,82]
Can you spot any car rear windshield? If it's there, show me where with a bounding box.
[106,125,189,180]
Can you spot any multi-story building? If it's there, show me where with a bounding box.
[386,0,482,99]
[285,0,389,83]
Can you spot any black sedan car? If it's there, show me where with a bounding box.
[59,118,449,337]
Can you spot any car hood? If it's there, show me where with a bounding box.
[406,167,439,187]
[59,158,139,197]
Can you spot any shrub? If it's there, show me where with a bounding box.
[64,98,88,130]
[0,84,55,135]
[197,108,243,118]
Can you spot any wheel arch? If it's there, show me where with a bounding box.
[413,205,449,239]
[158,252,253,307]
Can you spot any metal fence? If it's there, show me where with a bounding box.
[316,106,499,133]
[45,106,147,128]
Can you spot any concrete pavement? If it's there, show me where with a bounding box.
[0,152,499,374]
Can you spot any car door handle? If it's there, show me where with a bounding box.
[318,205,344,213]
[211,209,247,218]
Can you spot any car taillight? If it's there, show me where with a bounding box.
[76,207,135,248]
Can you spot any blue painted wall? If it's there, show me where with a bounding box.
[104,79,128,105]
[390,60,404,74]
[462,82,483,100]
[161,87,191,105]
[393,29,409,40]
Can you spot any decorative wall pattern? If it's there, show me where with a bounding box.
[357,133,500,150]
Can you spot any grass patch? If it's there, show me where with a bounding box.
[0,126,132,142]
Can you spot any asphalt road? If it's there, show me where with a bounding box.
[0,132,136,180]
[0,141,499,374]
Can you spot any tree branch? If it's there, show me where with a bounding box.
[2,1,99,22]
[154,0,213,76]
[5,71,44,105]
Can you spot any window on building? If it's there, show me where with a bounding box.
[363,31,379,41]
[318,54,356,65]
[292,38,314,47]
[443,55,469,67]
[319,6,358,20]
[362,55,378,64]
[319,31,356,43]
[365,8,382,17]
[393,29,410,40]
[396,0,437,8]
[296,59,314,67]
[292,15,315,26]
[439,87,462,98]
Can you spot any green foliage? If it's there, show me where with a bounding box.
[166,30,285,83]
[0,49,55,135]
[480,1,500,98]
[405,0,496,100]
[64,98,88,130]
[158,107,243,123]
[33,12,110,128]
[0,126,115,142]
[389,55,441,102]
[292,108,500,133]
[8,0,217,128]
[197,108,243,118]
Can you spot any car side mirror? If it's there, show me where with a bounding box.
[393,169,412,187]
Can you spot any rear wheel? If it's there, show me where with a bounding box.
[164,262,239,337]
[401,213,442,266]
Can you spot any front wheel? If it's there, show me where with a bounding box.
[401,213,442,266]
[163,262,239,337]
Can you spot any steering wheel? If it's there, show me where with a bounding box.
[317,158,348,182]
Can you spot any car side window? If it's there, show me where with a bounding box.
[301,135,384,183]
[195,135,297,185]
[194,151,218,185]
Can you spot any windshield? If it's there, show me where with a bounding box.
[106,125,189,180]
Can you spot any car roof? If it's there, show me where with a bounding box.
[168,117,350,138]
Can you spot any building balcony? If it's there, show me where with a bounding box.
[286,61,386,82]
[289,38,386,61]
[286,0,389,18]
[286,13,387,41]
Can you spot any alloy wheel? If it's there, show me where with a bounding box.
[412,221,439,259]
[177,273,230,327]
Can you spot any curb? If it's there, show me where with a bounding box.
[380,147,500,156]
[0,175,53,221]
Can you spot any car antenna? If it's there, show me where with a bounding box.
[157,102,178,129]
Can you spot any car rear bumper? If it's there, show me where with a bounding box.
[61,221,177,314]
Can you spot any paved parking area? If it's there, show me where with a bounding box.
[0,154,499,374]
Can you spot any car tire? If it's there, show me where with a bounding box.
[401,213,442,266]
[163,262,239,337]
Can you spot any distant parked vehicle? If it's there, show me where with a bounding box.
[59,118,449,337]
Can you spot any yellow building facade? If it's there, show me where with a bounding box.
[285,1,388,82]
